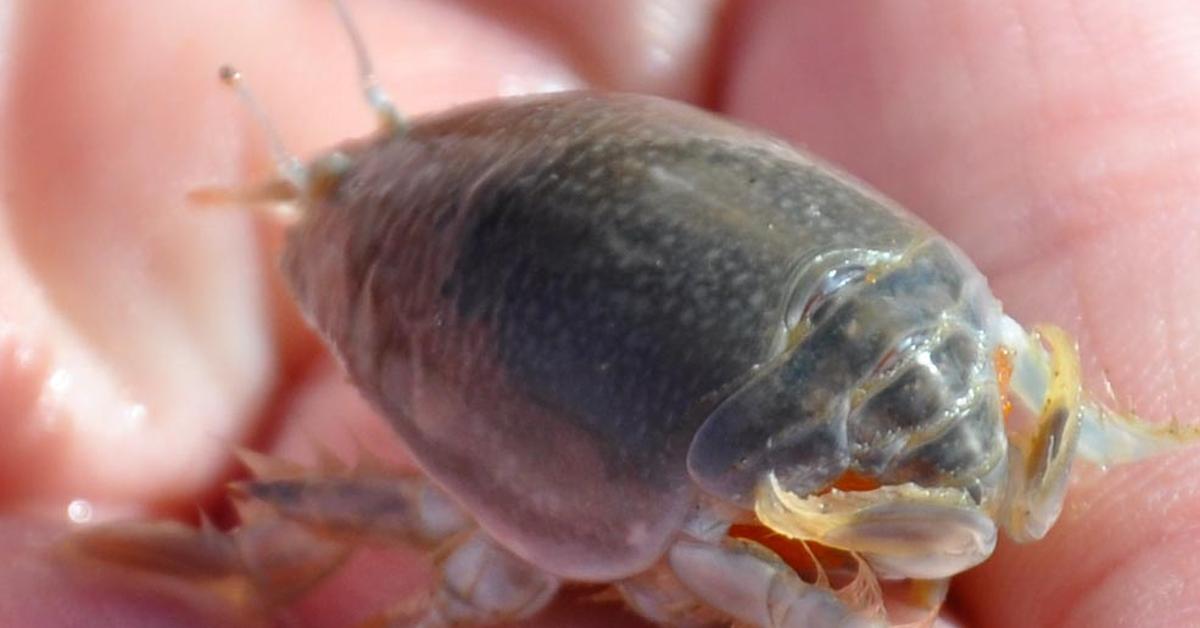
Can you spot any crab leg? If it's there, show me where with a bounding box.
[67,452,475,611]
[1076,400,1200,466]
[754,477,997,581]
[230,459,470,547]
[741,478,991,626]
[65,505,353,611]
[993,324,1084,542]
[668,537,882,628]
[369,530,560,628]
[615,561,729,627]
[997,322,1200,541]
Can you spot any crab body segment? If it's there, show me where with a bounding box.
[258,91,1131,626]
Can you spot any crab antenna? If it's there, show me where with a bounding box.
[330,0,405,134]
[218,65,309,192]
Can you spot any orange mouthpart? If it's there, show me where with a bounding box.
[993,345,1014,422]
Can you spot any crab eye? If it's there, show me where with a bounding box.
[781,249,894,347]
[790,265,867,330]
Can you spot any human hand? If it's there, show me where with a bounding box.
[2,1,1197,626]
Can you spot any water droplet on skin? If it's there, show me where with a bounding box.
[46,368,71,394]
[121,403,148,431]
[67,499,93,524]
[35,367,72,431]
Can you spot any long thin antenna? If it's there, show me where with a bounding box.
[330,0,405,134]
[218,65,309,191]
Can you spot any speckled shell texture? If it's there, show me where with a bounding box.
[281,92,1005,581]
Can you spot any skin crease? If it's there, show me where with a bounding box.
[0,0,1198,626]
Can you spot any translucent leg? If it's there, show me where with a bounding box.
[1077,400,1200,467]
[229,449,471,547]
[999,324,1200,541]
[615,561,729,627]
[67,450,472,610]
[998,325,1083,542]
[667,537,882,628]
[373,531,560,627]
[754,476,997,581]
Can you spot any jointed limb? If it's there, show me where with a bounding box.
[999,324,1200,541]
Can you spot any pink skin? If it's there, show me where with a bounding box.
[1,0,1198,626]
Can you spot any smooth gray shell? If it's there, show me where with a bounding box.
[281,92,1006,581]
